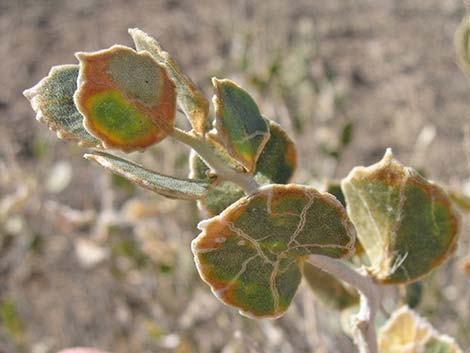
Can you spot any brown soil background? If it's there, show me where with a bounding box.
[1,1,469,352]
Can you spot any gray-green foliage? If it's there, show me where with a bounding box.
[23,65,101,147]
[22,27,462,350]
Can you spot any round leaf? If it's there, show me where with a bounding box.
[192,184,356,318]
[74,45,176,152]
[341,149,460,284]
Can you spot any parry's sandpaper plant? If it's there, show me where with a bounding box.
[24,28,463,353]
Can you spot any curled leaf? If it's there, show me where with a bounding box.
[129,28,209,134]
[23,65,101,147]
[378,306,462,353]
[303,262,359,310]
[192,184,355,318]
[85,151,210,200]
[191,121,296,216]
[75,45,176,152]
[210,78,270,172]
[341,149,459,284]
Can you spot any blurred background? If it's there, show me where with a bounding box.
[1,0,469,352]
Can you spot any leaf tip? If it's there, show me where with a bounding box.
[383,147,394,161]
[22,87,34,100]
[211,76,220,87]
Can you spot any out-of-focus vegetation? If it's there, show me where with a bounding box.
[1,1,469,353]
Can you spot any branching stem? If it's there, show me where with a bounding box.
[307,255,380,353]
[170,127,260,194]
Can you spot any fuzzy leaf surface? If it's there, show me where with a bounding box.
[75,45,176,152]
[211,78,270,172]
[341,149,459,284]
[85,151,210,200]
[191,121,296,216]
[129,28,209,134]
[378,306,462,353]
[192,184,355,318]
[23,65,101,147]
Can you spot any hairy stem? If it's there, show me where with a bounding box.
[307,255,380,353]
[170,127,260,194]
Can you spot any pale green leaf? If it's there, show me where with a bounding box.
[129,28,209,135]
[341,149,460,284]
[378,306,462,353]
[192,184,356,318]
[23,65,101,147]
[85,151,210,200]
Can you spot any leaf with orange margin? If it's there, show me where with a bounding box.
[74,45,176,152]
[192,184,356,318]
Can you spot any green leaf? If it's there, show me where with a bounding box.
[129,28,209,135]
[75,45,176,152]
[455,16,470,75]
[23,65,101,147]
[210,78,270,172]
[85,151,210,200]
[192,184,356,318]
[341,149,460,284]
[191,121,296,216]
[255,121,297,183]
[378,306,462,353]
[303,262,359,310]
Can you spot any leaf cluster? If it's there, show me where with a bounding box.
[24,27,462,350]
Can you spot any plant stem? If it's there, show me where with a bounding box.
[170,127,260,194]
[307,255,380,353]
